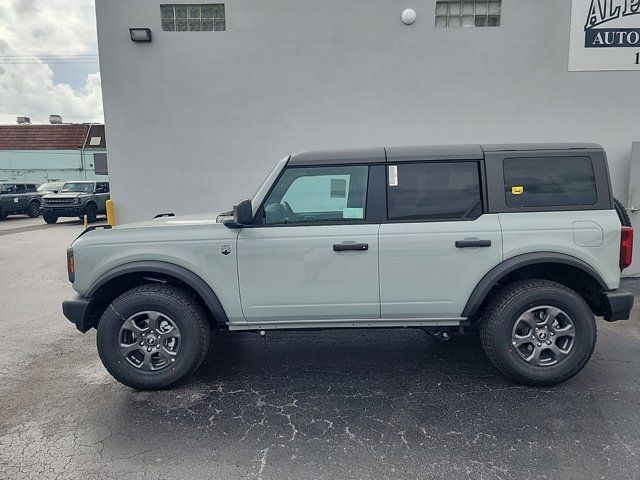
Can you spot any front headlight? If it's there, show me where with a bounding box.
[74,198,81,205]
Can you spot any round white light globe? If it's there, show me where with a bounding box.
[401,8,417,25]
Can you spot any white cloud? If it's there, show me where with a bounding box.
[0,0,103,124]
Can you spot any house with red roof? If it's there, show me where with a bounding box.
[0,122,108,184]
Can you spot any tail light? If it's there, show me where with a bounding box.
[620,226,633,270]
[67,248,75,283]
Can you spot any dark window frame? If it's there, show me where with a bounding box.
[483,149,613,213]
[385,159,486,224]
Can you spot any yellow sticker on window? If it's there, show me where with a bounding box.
[511,186,524,195]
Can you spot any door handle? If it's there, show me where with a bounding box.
[455,239,492,248]
[333,242,369,252]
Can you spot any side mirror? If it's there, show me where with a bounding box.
[227,199,253,227]
[53,190,59,194]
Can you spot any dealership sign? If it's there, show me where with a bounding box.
[569,0,640,70]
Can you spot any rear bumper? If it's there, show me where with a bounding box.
[601,289,634,322]
[62,295,96,332]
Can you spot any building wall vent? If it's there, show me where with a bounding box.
[89,136,102,146]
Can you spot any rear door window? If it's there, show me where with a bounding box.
[26,184,37,192]
[15,184,27,194]
[504,156,597,207]
[387,161,482,221]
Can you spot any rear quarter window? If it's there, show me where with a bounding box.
[504,156,597,207]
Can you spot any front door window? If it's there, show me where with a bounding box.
[262,166,368,225]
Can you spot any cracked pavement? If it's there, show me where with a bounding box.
[1,219,640,479]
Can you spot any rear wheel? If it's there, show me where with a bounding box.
[480,279,596,386]
[0,210,6,220]
[97,284,211,390]
[43,213,58,224]
[27,201,40,218]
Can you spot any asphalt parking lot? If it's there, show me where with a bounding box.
[1,216,640,480]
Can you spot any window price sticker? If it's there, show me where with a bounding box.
[388,165,398,187]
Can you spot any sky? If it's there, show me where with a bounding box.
[0,0,103,125]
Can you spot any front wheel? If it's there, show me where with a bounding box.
[480,279,596,386]
[43,213,58,224]
[97,284,211,390]
[85,203,98,223]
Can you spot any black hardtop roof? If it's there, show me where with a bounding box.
[288,143,604,165]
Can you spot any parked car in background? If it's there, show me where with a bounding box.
[41,181,110,224]
[0,182,41,219]
[37,181,66,195]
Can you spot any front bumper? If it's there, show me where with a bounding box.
[62,295,96,332]
[601,289,634,322]
[41,205,85,216]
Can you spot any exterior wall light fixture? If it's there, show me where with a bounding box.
[402,9,417,25]
[130,28,152,42]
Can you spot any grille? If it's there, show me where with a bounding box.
[45,198,74,204]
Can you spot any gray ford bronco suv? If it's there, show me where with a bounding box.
[62,143,634,390]
[41,180,110,224]
[0,182,41,219]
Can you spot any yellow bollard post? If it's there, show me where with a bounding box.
[83,215,88,229]
[106,199,116,226]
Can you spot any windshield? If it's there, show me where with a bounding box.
[61,182,94,193]
[38,182,63,192]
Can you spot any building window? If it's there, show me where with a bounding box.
[435,1,501,28]
[161,4,225,32]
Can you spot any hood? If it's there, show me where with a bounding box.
[72,211,238,249]
[114,212,226,229]
[42,192,87,199]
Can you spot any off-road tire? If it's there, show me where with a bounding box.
[43,213,58,224]
[0,210,6,220]
[614,197,631,227]
[27,201,40,218]
[480,279,596,386]
[85,203,98,223]
[97,284,210,390]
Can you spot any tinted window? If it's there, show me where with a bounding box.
[263,166,368,225]
[504,156,597,207]
[62,182,94,193]
[387,162,482,221]
[15,184,26,194]
[26,184,37,192]
[0,184,15,194]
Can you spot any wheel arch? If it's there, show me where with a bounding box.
[86,261,229,327]
[462,252,609,319]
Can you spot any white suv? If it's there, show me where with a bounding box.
[62,143,634,390]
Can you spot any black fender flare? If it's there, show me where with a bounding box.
[461,252,609,318]
[87,260,229,323]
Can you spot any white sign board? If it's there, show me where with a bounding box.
[569,0,640,71]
